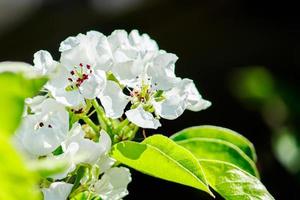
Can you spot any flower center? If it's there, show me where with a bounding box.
[129,75,165,109]
[65,63,93,91]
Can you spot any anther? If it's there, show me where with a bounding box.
[48,124,52,128]
[70,70,75,75]
[39,122,44,127]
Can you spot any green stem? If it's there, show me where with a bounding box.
[116,119,129,133]
[92,99,113,135]
[81,115,99,133]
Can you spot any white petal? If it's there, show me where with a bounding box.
[99,129,112,152]
[94,167,131,200]
[97,155,116,174]
[80,70,106,99]
[60,31,111,71]
[125,106,161,129]
[62,124,109,165]
[25,95,47,114]
[59,35,80,52]
[153,90,186,120]
[42,182,73,200]
[108,30,130,52]
[180,79,211,111]
[147,52,180,90]
[128,30,158,53]
[99,80,129,119]
[49,142,79,180]
[33,50,57,75]
[49,143,80,180]
[111,60,145,85]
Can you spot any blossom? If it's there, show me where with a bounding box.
[94,167,131,200]
[49,123,112,180]
[34,32,111,107]
[42,182,73,200]
[14,98,69,157]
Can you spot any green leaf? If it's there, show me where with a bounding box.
[176,138,259,177]
[199,159,274,200]
[0,72,47,135]
[0,135,41,200]
[111,134,213,196]
[0,63,47,200]
[171,125,257,161]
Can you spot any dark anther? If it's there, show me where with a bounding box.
[74,108,83,114]
[39,122,44,127]
[48,124,52,128]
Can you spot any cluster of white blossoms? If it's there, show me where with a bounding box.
[14,30,210,200]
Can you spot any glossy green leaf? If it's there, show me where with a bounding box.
[176,138,259,177]
[0,72,47,135]
[199,159,274,200]
[111,134,213,196]
[171,125,257,161]
[0,135,40,200]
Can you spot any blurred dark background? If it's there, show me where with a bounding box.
[1,0,300,199]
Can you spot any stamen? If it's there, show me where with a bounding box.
[86,64,91,69]
[79,63,83,67]
[70,70,75,75]
[48,124,52,128]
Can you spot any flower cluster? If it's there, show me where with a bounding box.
[14,30,210,200]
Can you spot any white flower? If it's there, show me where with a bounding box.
[100,30,211,128]
[94,167,131,200]
[41,31,111,107]
[62,124,111,165]
[42,182,73,200]
[14,98,69,157]
[50,124,112,179]
[46,61,107,107]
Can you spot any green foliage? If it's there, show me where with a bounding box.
[176,138,259,177]
[0,135,41,200]
[0,67,47,200]
[111,134,213,196]
[199,159,274,200]
[112,127,274,199]
[171,126,274,199]
[0,72,47,135]
[171,125,257,161]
